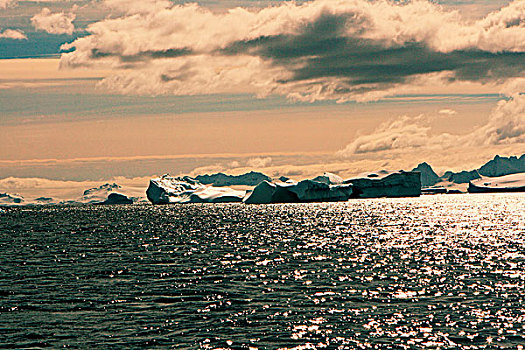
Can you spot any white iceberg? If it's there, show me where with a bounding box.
[146,174,246,204]
[468,173,525,193]
[311,172,343,185]
[77,183,141,204]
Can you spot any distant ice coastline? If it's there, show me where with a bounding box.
[1,154,524,207]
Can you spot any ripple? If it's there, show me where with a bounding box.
[0,194,524,348]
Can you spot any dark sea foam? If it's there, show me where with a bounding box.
[1,194,524,349]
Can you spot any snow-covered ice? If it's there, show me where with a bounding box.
[468,173,525,193]
[146,174,246,204]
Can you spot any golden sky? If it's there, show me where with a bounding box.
[0,0,524,182]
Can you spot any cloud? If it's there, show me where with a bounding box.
[0,0,16,9]
[0,28,27,39]
[337,115,449,156]
[476,93,525,146]
[104,0,172,15]
[439,109,457,115]
[59,0,525,101]
[246,156,272,168]
[31,7,76,35]
[338,94,525,157]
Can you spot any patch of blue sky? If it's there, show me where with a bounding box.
[0,31,84,59]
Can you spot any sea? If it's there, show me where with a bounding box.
[1,194,524,349]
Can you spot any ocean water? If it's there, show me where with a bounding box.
[1,194,524,349]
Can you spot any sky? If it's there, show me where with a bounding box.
[0,0,524,193]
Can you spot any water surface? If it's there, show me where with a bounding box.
[1,194,524,349]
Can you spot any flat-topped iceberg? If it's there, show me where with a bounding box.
[468,173,525,193]
[146,174,246,204]
[344,171,421,198]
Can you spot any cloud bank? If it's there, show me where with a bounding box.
[31,7,76,35]
[338,93,525,157]
[60,0,525,101]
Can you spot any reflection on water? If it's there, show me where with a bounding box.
[0,194,524,349]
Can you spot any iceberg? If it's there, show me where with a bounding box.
[195,171,271,186]
[35,197,55,204]
[148,171,421,205]
[311,172,343,185]
[421,187,448,195]
[0,192,24,206]
[81,183,122,204]
[79,183,141,204]
[146,174,246,204]
[101,193,133,205]
[468,173,525,193]
[345,171,421,198]
[243,179,353,204]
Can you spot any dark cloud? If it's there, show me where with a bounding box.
[222,12,525,89]
[60,0,525,100]
[91,47,192,63]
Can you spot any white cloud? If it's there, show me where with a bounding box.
[246,157,272,168]
[338,94,525,157]
[59,0,525,102]
[0,28,27,39]
[337,115,449,156]
[104,0,172,15]
[439,109,457,115]
[31,7,76,35]
[476,94,525,146]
